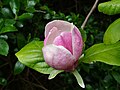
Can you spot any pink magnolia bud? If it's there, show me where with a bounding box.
[42,20,83,71]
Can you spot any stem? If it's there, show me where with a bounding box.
[81,0,99,30]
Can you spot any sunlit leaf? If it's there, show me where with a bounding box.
[82,41,120,66]
[98,1,120,15]
[104,18,120,44]
[15,40,54,74]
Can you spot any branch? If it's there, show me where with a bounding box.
[81,0,99,30]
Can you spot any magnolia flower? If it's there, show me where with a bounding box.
[42,20,83,71]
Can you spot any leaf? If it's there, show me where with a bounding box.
[0,25,17,34]
[0,19,4,30]
[16,21,23,28]
[9,0,20,15]
[25,7,36,13]
[0,77,7,86]
[81,41,120,66]
[80,29,87,42]
[25,0,37,13]
[1,8,13,18]
[0,35,8,40]
[18,13,33,20]
[104,18,120,44]
[4,19,16,26]
[16,33,27,49]
[14,61,25,75]
[72,70,85,88]
[98,1,120,15]
[112,71,120,84]
[0,19,17,34]
[26,0,39,8]
[15,40,54,74]
[48,70,63,80]
[0,39,9,56]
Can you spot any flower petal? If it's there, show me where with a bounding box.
[72,27,83,60]
[53,32,73,54]
[44,27,61,45]
[42,44,76,71]
[45,20,74,37]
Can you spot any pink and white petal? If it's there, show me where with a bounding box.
[72,27,83,60]
[53,32,73,54]
[42,44,76,71]
[44,27,61,46]
[45,20,74,37]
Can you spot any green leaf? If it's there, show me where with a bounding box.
[25,7,36,13]
[44,13,51,20]
[72,70,85,88]
[0,39,9,56]
[0,35,8,40]
[48,70,63,80]
[1,8,13,18]
[26,0,39,8]
[16,21,23,28]
[98,1,120,15]
[0,25,17,34]
[4,19,16,26]
[0,77,7,86]
[80,29,87,42]
[25,0,38,13]
[14,61,25,75]
[112,71,120,84]
[15,40,54,74]
[104,18,120,44]
[16,33,27,49]
[18,13,33,20]
[0,19,4,30]
[9,0,20,15]
[82,41,120,66]
[0,19,17,34]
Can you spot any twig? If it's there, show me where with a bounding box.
[30,72,42,85]
[35,10,46,13]
[0,62,9,68]
[81,0,99,30]
[21,78,48,90]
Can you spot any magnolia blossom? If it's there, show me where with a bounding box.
[42,20,83,71]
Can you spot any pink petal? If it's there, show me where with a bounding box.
[44,27,61,46]
[42,44,76,71]
[72,27,83,60]
[45,20,74,37]
[53,32,73,54]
